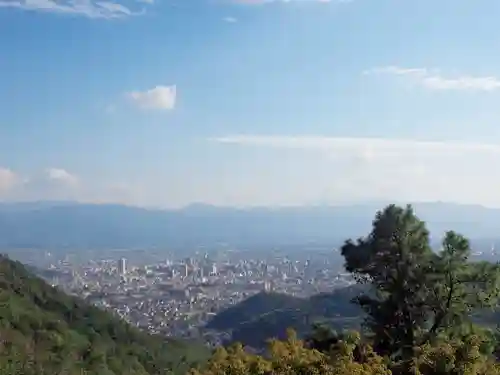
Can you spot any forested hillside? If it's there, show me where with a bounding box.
[207,286,364,348]
[0,255,210,375]
[207,292,305,331]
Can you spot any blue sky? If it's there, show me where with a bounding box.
[2,0,500,208]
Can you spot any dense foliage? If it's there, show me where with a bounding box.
[195,204,500,375]
[192,328,500,375]
[0,255,210,375]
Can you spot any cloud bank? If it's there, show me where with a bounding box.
[365,66,500,92]
[209,135,500,207]
[0,167,136,205]
[3,135,500,208]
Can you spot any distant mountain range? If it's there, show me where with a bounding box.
[0,201,499,250]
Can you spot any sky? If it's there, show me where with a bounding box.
[2,0,500,208]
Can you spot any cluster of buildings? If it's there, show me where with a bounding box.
[35,248,354,345]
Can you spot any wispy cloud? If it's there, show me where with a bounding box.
[210,135,500,156]
[364,66,500,92]
[229,0,349,5]
[223,16,237,22]
[0,0,147,19]
[126,85,177,111]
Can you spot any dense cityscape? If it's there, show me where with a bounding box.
[7,247,353,346]
[4,238,498,348]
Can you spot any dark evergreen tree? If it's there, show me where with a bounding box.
[341,204,500,362]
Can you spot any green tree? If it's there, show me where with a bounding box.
[190,329,390,375]
[340,204,500,362]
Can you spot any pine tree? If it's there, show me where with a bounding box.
[340,204,500,362]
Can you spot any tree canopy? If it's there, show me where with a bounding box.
[192,328,500,375]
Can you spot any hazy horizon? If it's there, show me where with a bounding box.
[1,199,499,211]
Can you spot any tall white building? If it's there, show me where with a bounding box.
[118,257,127,275]
[264,280,273,292]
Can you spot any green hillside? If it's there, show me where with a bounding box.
[209,284,500,349]
[206,286,365,348]
[0,255,210,375]
[206,291,305,331]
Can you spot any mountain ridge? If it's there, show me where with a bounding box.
[0,201,500,250]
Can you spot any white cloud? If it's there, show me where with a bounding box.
[223,16,237,22]
[0,168,18,194]
[0,0,147,18]
[126,85,177,111]
[46,168,79,187]
[208,135,500,207]
[1,167,138,205]
[365,66,500,92]
[10,168,81,201]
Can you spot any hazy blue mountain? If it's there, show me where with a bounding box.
[0,201,499,250]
